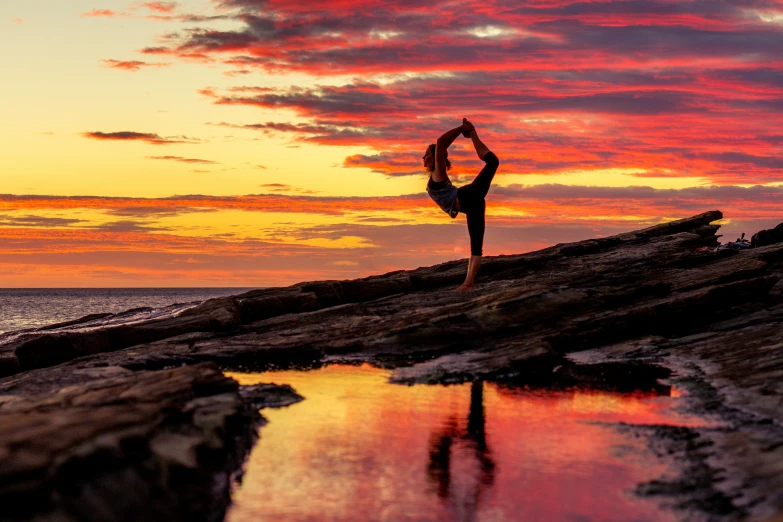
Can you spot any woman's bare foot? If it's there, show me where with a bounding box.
[457,255,481,292]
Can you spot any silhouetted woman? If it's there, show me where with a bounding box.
[424,118,499,290]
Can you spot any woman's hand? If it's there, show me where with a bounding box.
[461,117,475,137]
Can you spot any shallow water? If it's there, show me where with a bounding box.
[227,365,709,522]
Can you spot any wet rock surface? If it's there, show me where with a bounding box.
[238,383,303,410]
[1,210,782,521]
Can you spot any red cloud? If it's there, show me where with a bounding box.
[82,131,193,145]
[157,0,783,77]
[198,78,783,183]
[70,0,780,194]
[136,0,783,186]
[101,59,171,72]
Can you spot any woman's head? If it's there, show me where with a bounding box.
[422,144,451,173]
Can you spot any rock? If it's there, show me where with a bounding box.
[0,363,265,522]
[634,210,723,239]
[178,296,241,326]
[239,384,304,409]
[0,354,20,377]
[34,313,115,331]
[340,273,413,302]
[1,301,243,376]
[751,222,783,248]
[237,289,321,324]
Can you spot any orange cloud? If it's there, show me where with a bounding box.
[2,186,783,231]
[0,193,427,217]
[141,1,177,13]
[81,9,121,17]
[1,213,779,288]
[101,59,171,72]
[2,185,782,286]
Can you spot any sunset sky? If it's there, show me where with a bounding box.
[2,0,782,287]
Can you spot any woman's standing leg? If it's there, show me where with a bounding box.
[456,191,486,291]
[465,199,486,257]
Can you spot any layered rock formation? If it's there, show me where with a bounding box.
[0,364,260,522]
[1,210,782,521]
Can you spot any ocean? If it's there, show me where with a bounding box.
[0,288,254,335]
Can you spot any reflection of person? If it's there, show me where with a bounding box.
[423,118,500,291]
[467,381,495,485]
[427,381,496,520]
[427,416,456,499]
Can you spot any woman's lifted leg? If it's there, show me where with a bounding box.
[456,120,499,291]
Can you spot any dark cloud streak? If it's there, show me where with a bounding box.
[82,131,196,145]
[146,155,219,164]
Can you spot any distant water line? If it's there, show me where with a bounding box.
[0,288,254,334]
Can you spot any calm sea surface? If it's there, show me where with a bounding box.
[0,288,254,334]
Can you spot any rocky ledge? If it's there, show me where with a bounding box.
[1,210,782,521]
[0,363,261,522]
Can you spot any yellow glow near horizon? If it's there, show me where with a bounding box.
[496,168,709,190]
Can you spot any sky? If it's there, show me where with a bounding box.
[1,0,782,287]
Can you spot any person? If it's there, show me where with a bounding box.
[423,118,499,291]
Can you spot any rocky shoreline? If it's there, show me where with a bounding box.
[1,210,782,521]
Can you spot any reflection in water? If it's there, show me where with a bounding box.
[227,365,709,522]
[428,382,495,521]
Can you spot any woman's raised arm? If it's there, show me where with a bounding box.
[434,121,473,176]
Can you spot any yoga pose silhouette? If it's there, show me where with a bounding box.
[427,381,496,520]
[424,118,499,290]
